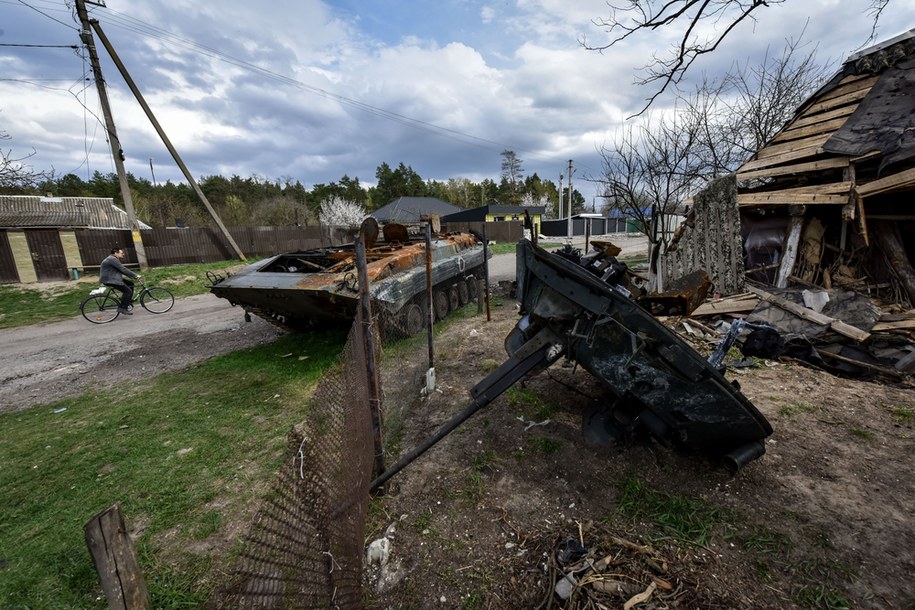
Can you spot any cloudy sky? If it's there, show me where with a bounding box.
[2,0,915,206]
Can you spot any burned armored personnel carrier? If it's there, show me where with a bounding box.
[209,222,487,333]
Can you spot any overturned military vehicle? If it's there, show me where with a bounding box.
[505,239,773,469]
[208,222,487,333]
[372,239,773,490]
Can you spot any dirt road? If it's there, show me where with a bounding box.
[1,235,648,413]
[488,233,648,281]
[0,294,282,412]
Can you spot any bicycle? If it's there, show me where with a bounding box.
[80,280,175,324]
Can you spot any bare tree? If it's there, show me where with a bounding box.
[599,111,705,285]
[0,129,46,193]
[682,33,829,176]
[319,196,368,226]
[584,0,888,112]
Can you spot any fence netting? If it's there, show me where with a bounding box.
[209,306,377,609]
[208,239,490,608]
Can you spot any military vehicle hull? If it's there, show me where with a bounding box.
[209,232,486,332]
[508,239,772,467]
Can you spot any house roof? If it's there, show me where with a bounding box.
[370,197,462,223]
[0,196,152,229]
[736,29,915,208]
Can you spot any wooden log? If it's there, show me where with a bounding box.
[747,285,871,342]
[818,350,906,379]
[84,503,151,610]
[873,220,915,306]
[775,214,805,289]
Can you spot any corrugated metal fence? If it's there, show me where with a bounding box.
[0,222,523,283]
[0,225,359,282]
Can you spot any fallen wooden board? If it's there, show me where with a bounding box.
[872,319,915,332]
[691,297,759,316]
[747,285,871,342]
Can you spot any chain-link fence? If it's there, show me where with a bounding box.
[208,305,376,608]
[208,228,492,608]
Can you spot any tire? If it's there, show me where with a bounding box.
[141,287,175,313]
[433,290,449,321]
[81,294,120,324]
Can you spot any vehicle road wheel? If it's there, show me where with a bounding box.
[448,285,460,312]
[141,287,175,313]
[433,290,449,321]
[467,277,478,301]
[457,280,469,306]
[401,303,424,336]
[81,294,120,324]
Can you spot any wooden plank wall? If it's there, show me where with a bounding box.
[660,176,746,295]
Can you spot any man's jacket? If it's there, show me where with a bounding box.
[100,255,138,286]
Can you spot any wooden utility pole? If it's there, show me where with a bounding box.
[75,0,148,270]
[90,19,246,261]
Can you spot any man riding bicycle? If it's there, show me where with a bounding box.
[100,247,142,315]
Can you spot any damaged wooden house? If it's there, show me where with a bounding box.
[661,29,915,379]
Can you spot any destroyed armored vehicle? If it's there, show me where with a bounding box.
[372,239,773,491]
[209,222,487,333]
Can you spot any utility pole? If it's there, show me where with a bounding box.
[75,0,148,270]
[558,173,563,224]
[90,19,246,261]
[567,159,574,243]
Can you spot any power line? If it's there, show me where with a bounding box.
[96,6,557,160]
[0,43,78,48]
[14,0,77,30]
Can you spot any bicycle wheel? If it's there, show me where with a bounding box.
[141,286,175,313]
[81,294,121,324]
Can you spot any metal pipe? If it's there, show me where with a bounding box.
[355,236,385,480]
[723,441,766,472]
[483,223,491,321]
[425,222,435,369]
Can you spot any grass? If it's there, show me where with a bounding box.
[610,474,863,609]
[0,329,345,609]
[889,405,914,424]
[505,386,559,421]
[778,401,819,417]
[0,259,246,329]
[848,427,874,441]
[530,436,563,455]
[612,473,724,545]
